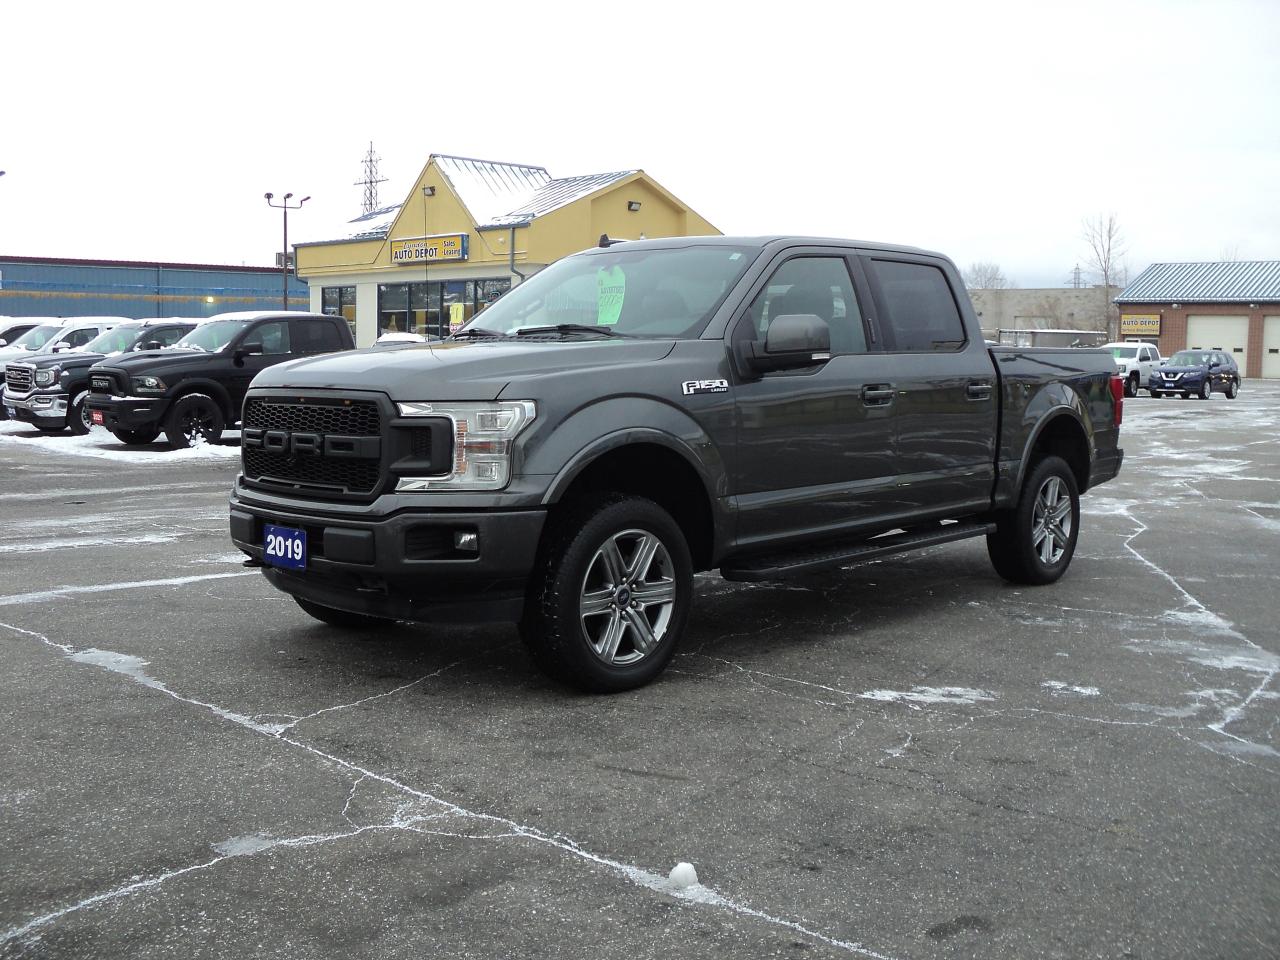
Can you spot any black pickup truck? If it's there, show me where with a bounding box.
[5,320,195,433]
[229,236,1124,691]
[88,312,354,447]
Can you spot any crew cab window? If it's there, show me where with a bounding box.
[870,259,966,352]
[743,257,866,354]
[244,321,291,355]
[293,319,345,354]
[61,328,100,349]
[154,326,189,347]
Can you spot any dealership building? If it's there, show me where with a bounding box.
[1115,261,1280,378]
[294,153,719,347]
[0,255,307,319]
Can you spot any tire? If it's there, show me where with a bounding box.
[1226,380,1238,399]
[987,455,1080,586]
[68,391,92,436]
[111,427,161,445]
[1124,374,1138,398]
[294,596,394,630]
[521,494,692,693]
[1199,380,1212,400]
[164,393,225,449]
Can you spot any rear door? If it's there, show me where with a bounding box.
[730,248,900,546]
[291,317,348,356]
[860,254,998,516]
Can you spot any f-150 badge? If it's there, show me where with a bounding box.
[682,379,729,395]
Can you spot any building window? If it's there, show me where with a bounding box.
[380,278,513,339]
[322,286,357,340]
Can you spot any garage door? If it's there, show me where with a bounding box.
[1186,315,1248,376]
[1264,316,1280,379]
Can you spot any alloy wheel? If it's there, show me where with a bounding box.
[579,528,676,666]
[1031,476,1073,565]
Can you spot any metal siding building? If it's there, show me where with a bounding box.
[0,256,308,319]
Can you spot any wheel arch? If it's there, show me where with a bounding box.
[168,380,234,423]
[1015,410,1091,495]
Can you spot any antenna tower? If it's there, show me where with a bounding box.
[1066,264,1084,288]
[354,142,388,215]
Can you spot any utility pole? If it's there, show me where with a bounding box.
[265,192,309,309]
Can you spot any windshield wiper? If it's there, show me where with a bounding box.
[450,327,503,339]
[514,324,628,339]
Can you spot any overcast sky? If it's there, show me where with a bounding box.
[2,0,1276,288]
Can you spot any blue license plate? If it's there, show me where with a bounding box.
[263,524,307,570]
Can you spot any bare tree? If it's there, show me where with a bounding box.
[963,261,1014,290]
[1083,214,1126,338]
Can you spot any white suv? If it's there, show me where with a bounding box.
[1105,341,1162,397]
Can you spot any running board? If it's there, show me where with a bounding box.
[720,522,996,582]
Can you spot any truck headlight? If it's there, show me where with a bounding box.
[35,367,59,386]
[395,400,536,491]
[132,376,166,394]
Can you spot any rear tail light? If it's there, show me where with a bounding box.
[1110,375,1124,427]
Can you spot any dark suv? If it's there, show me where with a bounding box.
[5,320,195,433]
[87,312,355,447]
[1150,349,1240,399]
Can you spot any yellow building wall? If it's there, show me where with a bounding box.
[297,162,719,281]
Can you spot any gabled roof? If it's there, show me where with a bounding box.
[297,154,642,245]
[1116,261,1280,303]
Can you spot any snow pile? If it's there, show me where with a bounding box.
[0,421,240,463]
[668,862,699,889]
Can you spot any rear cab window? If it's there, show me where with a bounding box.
[867,259,967,352]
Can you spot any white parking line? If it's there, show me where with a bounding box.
[0,572,256,607]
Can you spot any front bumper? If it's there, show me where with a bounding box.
[229,489,547,624]
[85,395,171,431]
[6,390,68,424]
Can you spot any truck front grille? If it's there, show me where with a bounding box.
[5,365,33,394]
[90,372,120,394]
[241,397,383,498]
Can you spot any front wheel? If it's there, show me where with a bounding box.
[68,391,92,436]
[1199,380,1212,400]
[1124,374,1138,398]
[987,455,1080,586]
[521,495,692,693]
[294,596,395,629]
[164,393,225,448]
[1226,380,1239,399]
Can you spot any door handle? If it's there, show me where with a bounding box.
[966,382,993,400]
[862,385,895,405]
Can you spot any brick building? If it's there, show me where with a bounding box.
[1114,261,1280,378]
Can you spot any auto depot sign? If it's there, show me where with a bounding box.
[1120,314,1161,336]
[390,234,469,264]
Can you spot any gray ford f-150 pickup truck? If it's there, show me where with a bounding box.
[230,236,1124,691]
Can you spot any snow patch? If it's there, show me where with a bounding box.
[213,835,278,857]
[858,686,996,707]
[1041,681,1100,697]
[668,862,699,888]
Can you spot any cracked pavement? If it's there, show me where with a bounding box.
[1,385,1277,959]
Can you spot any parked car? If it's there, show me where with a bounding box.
[5,319,198,433]
[1150,349,1240,399]
[87,311,356,448]
[229,235,1124,692]
[0,319,40,349]
[1104,341,1162,397]
[0,318,125,421]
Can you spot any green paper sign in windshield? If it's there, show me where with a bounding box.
[597,265,626,326]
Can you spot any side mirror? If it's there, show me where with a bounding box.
[0,339,7,347]
[139,340,163,351]
[1209,361,1221,369]
[234,342,263,363]
[735,314,832,378]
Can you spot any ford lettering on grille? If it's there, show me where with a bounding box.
[242,428,379,459]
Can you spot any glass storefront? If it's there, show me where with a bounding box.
[321,286,357,340]
[377,278,511,338]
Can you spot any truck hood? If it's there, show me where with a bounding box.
[15,351,108,371]
[251,339,678,401]
[94,348,213,373]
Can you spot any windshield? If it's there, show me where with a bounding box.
[80,325,144,355]
[174,319,250,352]
[1170,351,1212,366]
[1108,346,1139,359]
[9,324,63,350]
[457,245,756,339]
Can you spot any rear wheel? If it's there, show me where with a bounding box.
[294,596,395,629]
[164,393,224,448]
[988,455,1080,586]
[111,427,160,445]
[521,494,692,693]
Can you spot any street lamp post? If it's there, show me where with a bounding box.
[264,192,309,309]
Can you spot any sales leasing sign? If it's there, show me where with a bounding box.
[391,234,469,264]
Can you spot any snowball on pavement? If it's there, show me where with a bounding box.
[668,862,699,888]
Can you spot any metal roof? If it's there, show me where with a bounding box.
[485,171,637,228]
[1116,261,1280,303]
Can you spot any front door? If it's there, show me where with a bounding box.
[731,253,898,548]
[227,320,293,416]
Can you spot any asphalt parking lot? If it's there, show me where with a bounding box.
[1,384,1277,960]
